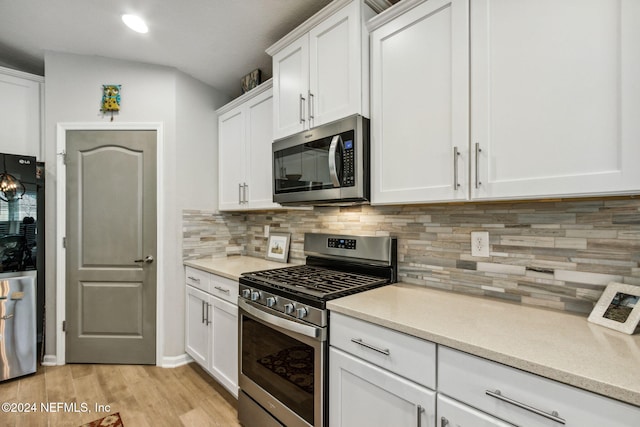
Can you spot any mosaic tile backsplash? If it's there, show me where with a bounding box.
[183,198,640,314]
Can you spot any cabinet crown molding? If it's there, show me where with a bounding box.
[367,0,429,32]
[266,0,391,56]
[215,78,272,116]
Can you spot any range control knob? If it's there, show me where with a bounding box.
[295,307,308,319]
[284,303,295,315]
[241,289,251,299]
[266,296,277,307]
[250,291,261,302]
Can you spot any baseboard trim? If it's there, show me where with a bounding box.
[161,353,193,368]
[41,355,59,366]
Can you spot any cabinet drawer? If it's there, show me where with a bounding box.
[437,394,513,427]
[330,312,436,389]
[185,267,210,293]
[210,274,238,305]
[438,346,640,427]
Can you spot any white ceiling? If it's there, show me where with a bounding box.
[0,0,335,97]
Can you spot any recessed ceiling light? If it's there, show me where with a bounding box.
[122,14,148,34]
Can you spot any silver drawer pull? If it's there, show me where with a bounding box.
[416,404,423,427]
[214,286,230,294]
[188,276,200,283]
[350,338,390,356]
[485,389,566,425]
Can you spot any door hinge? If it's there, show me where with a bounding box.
[62,237,66,248]
[58,150,67,165]
[62,320,66,332]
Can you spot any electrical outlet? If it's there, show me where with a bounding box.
[471,231,490,257]
[264,225,270,238]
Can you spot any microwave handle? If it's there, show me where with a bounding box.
[328,135,343,187]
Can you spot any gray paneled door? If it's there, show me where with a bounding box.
[65,130,157,364]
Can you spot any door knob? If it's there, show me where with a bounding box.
[134,255,154,264]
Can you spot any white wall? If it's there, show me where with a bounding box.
[43,51,228,363]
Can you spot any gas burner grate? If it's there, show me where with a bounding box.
[242,265,388,300]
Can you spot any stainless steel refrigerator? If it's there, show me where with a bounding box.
[0,153,40,381]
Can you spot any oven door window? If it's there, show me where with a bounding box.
[241,314,315,425]
[273,130,354,194]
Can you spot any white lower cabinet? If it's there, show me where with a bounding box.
[209,296,238,396]
[185,285,210,367]
[438,346,640,427]
[329,313,640,427]
[185,269,239,398]
[438,395,513,427]
[330,347,436,427]
[329,312,436,426]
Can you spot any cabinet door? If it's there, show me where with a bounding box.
[438,395,513,427]
[0,72,41,158]
[210,296,238,397]
[272,35,309,139]
[245,88,279,209]
[370,0,469,205]
[309,0,360,128]
[185,286,210,367]
[330,347,436,427]
[471,0,640,200]
[218,106,246,210]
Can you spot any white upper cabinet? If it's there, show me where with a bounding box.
[218,80,281,211]
[0,67,43,159]
[269,0,377,140]
[471,0,640,200]
[370,0,469,204]
[271,36,309,138]
[370,0,640,205]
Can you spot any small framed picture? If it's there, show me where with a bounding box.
[241,69,261,94]
[588,282,640,334]
[266,232,291,263]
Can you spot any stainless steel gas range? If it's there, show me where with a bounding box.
[237,233,397,427]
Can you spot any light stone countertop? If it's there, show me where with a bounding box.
[327,283,640,407]
[184,255,297,281]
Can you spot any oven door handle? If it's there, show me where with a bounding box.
[239,299,325,341]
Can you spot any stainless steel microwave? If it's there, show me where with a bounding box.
[273,114,370,206]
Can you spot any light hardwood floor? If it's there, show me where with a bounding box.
[0,363,240,427]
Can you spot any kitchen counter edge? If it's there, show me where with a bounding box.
[184,255,297,281]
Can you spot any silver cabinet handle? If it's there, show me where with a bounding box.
[416,405,424,427]
[350,338,390,355]
[214,286,230,294]
[485,389,566,425]
[453,146,460,190]
[205,302,211,325]
[242,183,248,204]
[238,182,243,204]
[308,91,314,121]
[134,255,154,263]
[299,94,306,123]
[475,142,482,189]
[187,276,200,283]
[440,416,449,427]
[201,300,205,324]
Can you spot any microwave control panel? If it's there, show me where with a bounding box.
[343,139,355,186]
